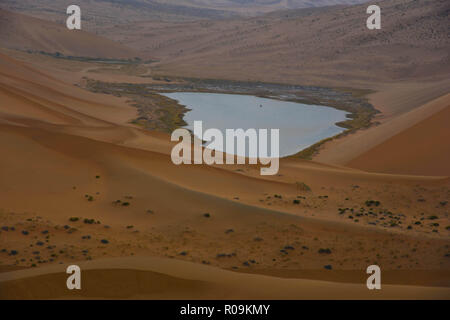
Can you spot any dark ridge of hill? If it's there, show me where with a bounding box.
[153,0,370,13]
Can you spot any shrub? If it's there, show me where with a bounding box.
[318,248,332,254]
[295,182,311,192]
[365,200,380,207]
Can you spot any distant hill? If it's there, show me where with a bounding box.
[134,0,449,85]
[0,9,143,59]
[0,0,235,28]
[0,0,370,28]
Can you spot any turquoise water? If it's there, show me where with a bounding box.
[162,92,348,157]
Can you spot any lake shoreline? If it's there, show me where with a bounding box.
[83,77,379,159]
[162,91,349,158]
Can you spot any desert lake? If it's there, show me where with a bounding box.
[162,92,349,157]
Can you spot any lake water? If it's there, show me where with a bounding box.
[162,92,348,157]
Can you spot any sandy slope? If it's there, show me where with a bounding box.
[347,102,450,176]
[0,9,142,59]
[1,256,449,300]
[314,92,450,174]
[0,51,449,301]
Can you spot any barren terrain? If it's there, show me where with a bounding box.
[0,0,448,299]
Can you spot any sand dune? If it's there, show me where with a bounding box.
[347,103,450,176]
[1,256,449,300]
[314,93,450,174]
[0,7,449,300]
[0,9,142,59]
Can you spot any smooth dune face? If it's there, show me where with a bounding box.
[2,257,450,300]
[0,51,448,300]
[347,100,450,176]
[314,93,450,173]
[0,0,449,300]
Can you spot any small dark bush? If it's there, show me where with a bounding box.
[365,200,381,207]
